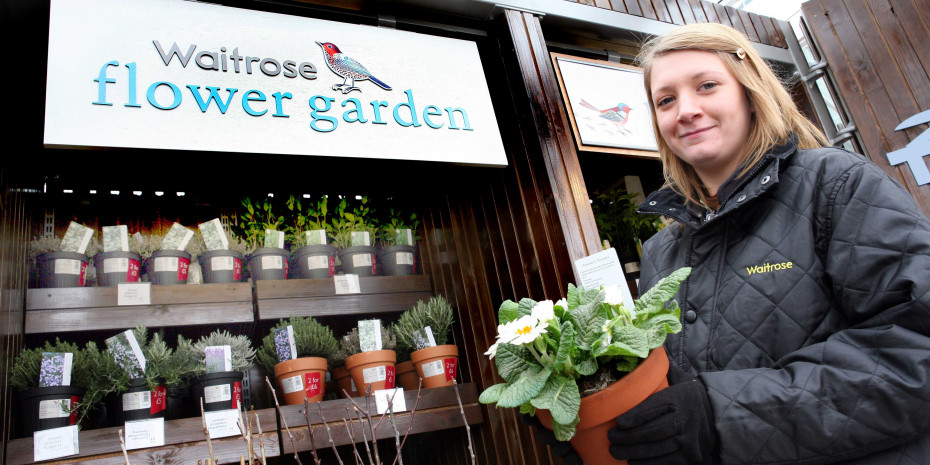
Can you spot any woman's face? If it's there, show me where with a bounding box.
[650,49,753,189]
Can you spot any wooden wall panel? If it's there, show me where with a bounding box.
[802,0,930,217]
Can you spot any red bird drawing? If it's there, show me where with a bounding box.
[316,41,391,94]
[579,99,632,134]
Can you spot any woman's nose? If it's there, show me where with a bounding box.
[677,94,702,121]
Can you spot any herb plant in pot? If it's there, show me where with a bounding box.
[341,320,397,394]
[479,267,691,465]
[142,223,198,285]
[29,225,99,288]
[377,208,420,276]
[184,330,256,412]
[94,225,143,286]
[10,339,94,437]
[238,197,290,281]
[286,195,337,279]
[389,323,418,391]
[257,316,338,405]
[197,219,245,283]
[395,296,458,388]
[331,197,380,277]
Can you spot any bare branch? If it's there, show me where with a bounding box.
[318,402,345,465]
[391,379,423,465]
[343,416,364,465]
[453,380,476,465]
[265,376,303,465]
[303,398,322,465]
[201,398,217,465]
[118,429,131,465]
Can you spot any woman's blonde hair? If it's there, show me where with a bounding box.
[637,23,828,206]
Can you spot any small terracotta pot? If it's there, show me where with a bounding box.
[345,350,396,394]
[396,360,419,390]
[537,348,670,465]
[333,365,359,398]
[410,345,458,388]
[274,357,328,405]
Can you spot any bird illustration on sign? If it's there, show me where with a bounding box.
[578,99,633,135]
[887,109,930,186]
[316,41,391,94]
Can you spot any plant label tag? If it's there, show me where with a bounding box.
[444,358,458,381]
[350,231,370,247]
[106,329,146,376]
[103,225,130,253]
[54,259,82,275]
[118,282,152,306]
[396,252,415,265]
[39,352,73,387]
[307,255,329,270]
[33,425,79,462]
[396,229,414,246]
[153,256,178,273]
[573,248,634,311]
[421,360,444,378]
[334,274,361,294]
[199,219,230,251]
[161,223,194,251]
[264,229,285,248]
[60,222,94,254]
[204,409,242,439]
[306,229,327,245]
[261,255,283,270]
[374,388,407,414]
[104,257,129,273]
[412,326,436,350]
[281,374,303,394]
[274,326,298,362]
[38,399,71,419]
[122,391,151,411]
[358,319,382,352]
[124,418,165,450]
[212,256,234,271]
[204,346,232,373]
[362,365,387,383]
[352,253,373,268]
[204,384,232,403]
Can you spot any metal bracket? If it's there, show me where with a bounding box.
[830,123,857,145]
[802,60,828,82]
[605,50,624,63]
[378,14,396,29]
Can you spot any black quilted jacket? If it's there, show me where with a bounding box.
[637,136,930,465]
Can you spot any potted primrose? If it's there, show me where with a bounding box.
[377,208,420,276]
[183,330,256,412]
[479,267,691,465]
[340,320,397,395]
[331,197,380,277]
[10,339,96,437]
[286,195,338,279]
[257,316,338,405]
[394,296,458,388]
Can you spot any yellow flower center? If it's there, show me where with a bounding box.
[517,326,533,336]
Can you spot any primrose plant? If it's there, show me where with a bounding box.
[479,267,691,441]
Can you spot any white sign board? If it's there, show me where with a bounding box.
[45,0,507,166]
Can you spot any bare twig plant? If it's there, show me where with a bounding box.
[265,376,303,465]
[453,380,476,465]
[391,379,424,465]
[118,429,132,465]
[302,398,323,465]
[200,398,217,465]
[318,402,345,465]
[343,415,365,465]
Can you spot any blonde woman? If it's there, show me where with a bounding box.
[601,23,930,465]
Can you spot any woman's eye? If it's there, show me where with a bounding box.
[699,82,718,91]
[656,96,674,107]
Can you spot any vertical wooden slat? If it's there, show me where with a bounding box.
[888,0,930,80]
[637,0,659,20]
[609,0,629,13]
[686,0,708,22]
[748,12,773,45]
[724,6,750,37]
[699,0,720,23]
[676,0,697,23]
[768,17,789,48]
[623,0,644,17]
[874,0,930,109]
[664,0,686,24]
[736,9,762,42]
[713,3,734,29]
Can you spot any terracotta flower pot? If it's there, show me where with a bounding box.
[274,357,328,405]
[396,360,419,390]
[537,348,670,465]
[333,365,359,398]
[410,345,458,388]
[345,350,396,394]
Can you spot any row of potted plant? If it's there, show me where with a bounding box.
[11,295,458,438]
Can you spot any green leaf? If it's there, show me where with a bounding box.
[574,355,598,376]
[567,284,580,310]
[578,287,603,306]
[495,344,540,383]
[530,374,580,426]
[497,367,552,408]
[554,321,575,370]
[635,267,691,317]
[479,383,508,404]
[604,325,650,359]
[553,414,580,442]
[615,356,640,373]
[520,403,536,416]
[517,298,537,319]
[498,300,520,325]
[568,300,607,351]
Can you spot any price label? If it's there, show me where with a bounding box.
[124,418,165,450]
[212,256,234,271]
[307,255,329,270]
[104,257,129,273]
[122,391,151,411]
[38,399,71,419]
[396,252,414,265]
[352,254,372,267]
[118,282,152,306]
[374,388,407,414]
[334,274,361,294]
[421,360,445,378]
[261,255,283,270]
[204,384,231,403]
[33,425,79,462]
[204,409,242,439]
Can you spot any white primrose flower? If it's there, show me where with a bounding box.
[531,300,556,324]
[603,285,625,306]
[500,314,547,346]
[484,340,501,359]
[554,298,567,311]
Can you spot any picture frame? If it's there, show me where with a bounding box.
[551,53,660,159]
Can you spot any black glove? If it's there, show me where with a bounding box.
[607,364,717,465]
[521,413,583,465]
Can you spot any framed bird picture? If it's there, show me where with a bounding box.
[551,53,660,159]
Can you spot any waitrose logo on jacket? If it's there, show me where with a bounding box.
[745,261,794,276]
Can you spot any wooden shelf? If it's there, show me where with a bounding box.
[6,383,481,465]
[255,275,432,320]
[25,282,254,334]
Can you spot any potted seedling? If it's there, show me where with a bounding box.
[183,330,256,412]
[238,197,290,281]
[378,208,420,276]
[10,339,95,437]
[479,267,691,465]
[142,223,197,285]
[331,197,380,277]
[94,225,143,286]
[286,195,337,279]
[257,316,338,405]
[197,218,245,283]
[341,319,397,394]
[394,296,458,388]
[389,323,418,391]
[30,221,98,288]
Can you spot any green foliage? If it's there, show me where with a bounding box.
[10,339,94,392]
[188,330,256,372]
[330,197,379,249]
[286,195,333,247]
[378,208,420,246]
[393,296,455,353]
[132,325,200,392]
[590,187,664,258]
[237,197,286,251]
[257,316,339,373]
[332,326,397,364]
[479,267,691,441]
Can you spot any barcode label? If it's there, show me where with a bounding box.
[352,254,373,268]
[421,360,445,378]
[212,256,234,271]
[204,384,231,403]
[54,259,82,275]
[104,257,129,273]
[307,255,329,270]
[154,257,178,272]
[261,255,283,270]
[38,399,71,419]
[396,252,414,265]
[281,375,303,394]
[122,391,151,411]
[363,366,387,383]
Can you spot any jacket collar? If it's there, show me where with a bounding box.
[639,134,800,228]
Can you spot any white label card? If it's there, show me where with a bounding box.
[281,374,304,394]
[122,391,151,411]
[261,255,283,270]
[153,256,178,272]
[352,254,373,268]
[124,418,165,450]
[204,409,242,439]
[573,248,634,311]
[396,252,414,265]
[421,360,445,378]
[212,256,234,271]
[39,399,71,419]
[374,388,407,414]
[334,274,361,294]
[204,384,232,403]
[34,425,79,462]
[118,282,152,306]
[54,259,82,275]
[362,366,386,383]
[104,257,129,273]
[307,255,329,270]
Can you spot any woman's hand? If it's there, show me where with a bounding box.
[520,414,582,465]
